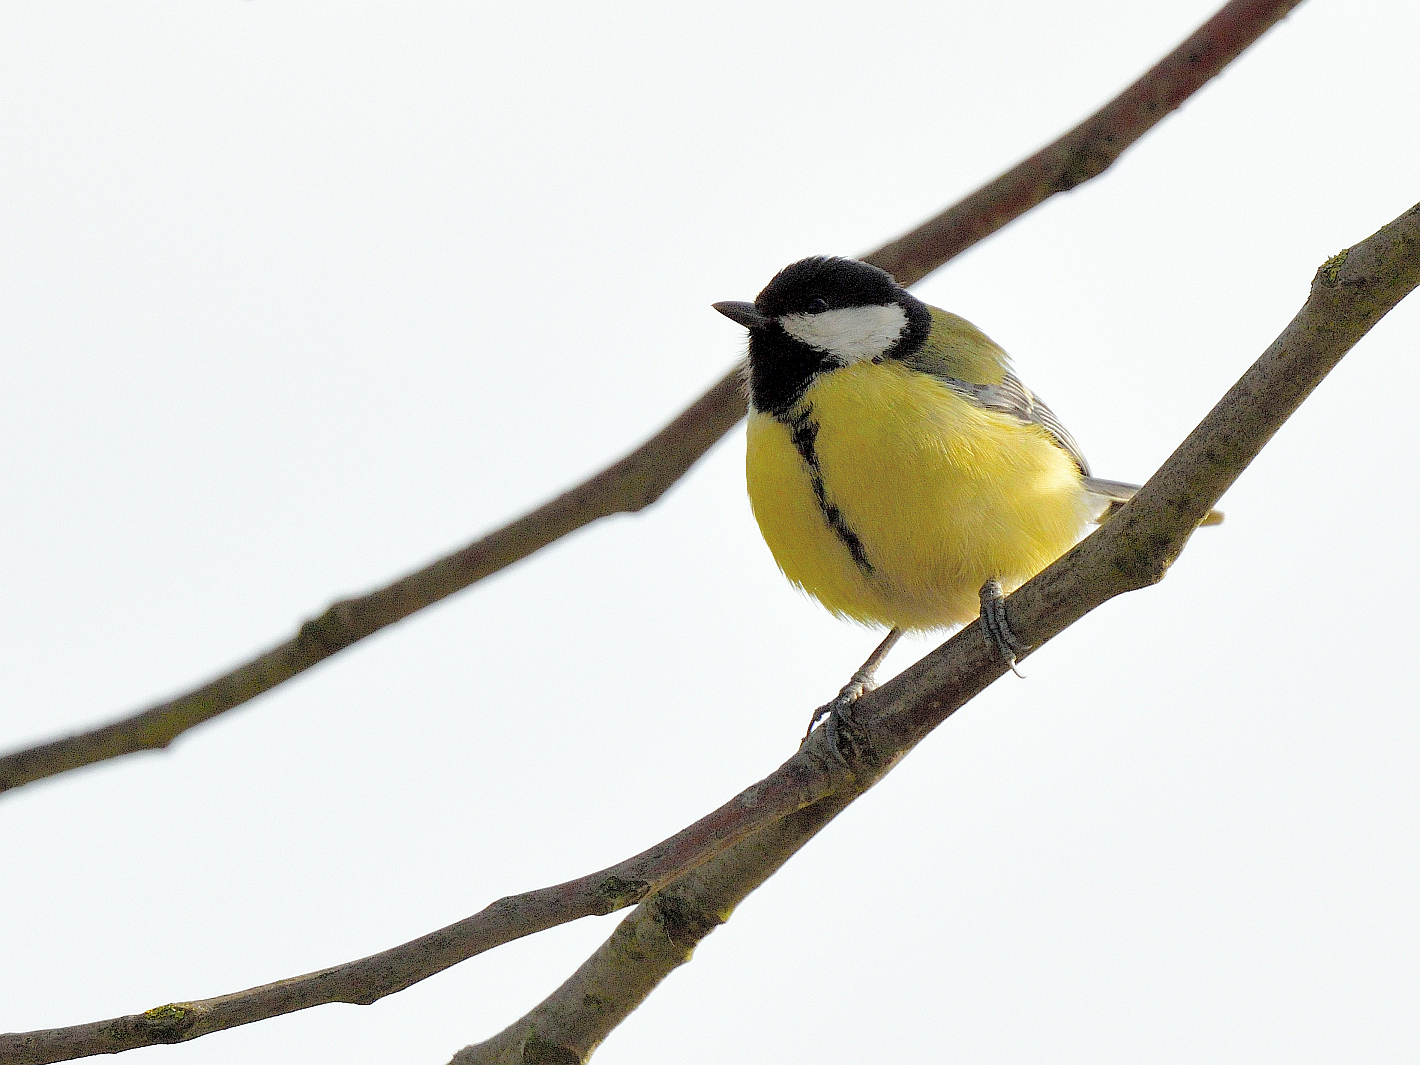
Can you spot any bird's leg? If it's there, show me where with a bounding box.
[979,578,1029,677]
[802,627,903,744]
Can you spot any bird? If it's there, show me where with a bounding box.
[713,255,1221,739]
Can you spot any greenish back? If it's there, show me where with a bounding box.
[901,307,1012,387]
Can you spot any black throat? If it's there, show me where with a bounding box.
[745,326,839,419]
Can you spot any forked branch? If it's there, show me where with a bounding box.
[10,193,1411,1065]
[449,205,1420,1064]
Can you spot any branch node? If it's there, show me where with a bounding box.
[820,706,885,781]
[1054,134,1115,191]
[649,894,723,951]
[1318,249,1350,286]
[133,1002,200,1042]
[296,601,360,657]
[593,876,652,914]
[1110,546,1175,590]
[520,1031,584,1065]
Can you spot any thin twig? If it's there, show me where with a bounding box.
[868,0,1308,284]
[0,0,1304,798]
[450,202,1420,1065]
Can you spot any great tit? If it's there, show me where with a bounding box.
[714,256,1221,737]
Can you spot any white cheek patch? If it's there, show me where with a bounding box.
[779,303,908,362]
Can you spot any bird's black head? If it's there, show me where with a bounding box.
[714,256,930,417]
[754,255,905,318]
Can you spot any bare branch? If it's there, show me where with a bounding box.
[0,0,1303,798]
[448,203,1420,1065]
[0,743,847,1065]
[869,0,1308,285]
[0,368,742,796]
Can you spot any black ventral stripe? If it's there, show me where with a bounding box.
[787,407,874,576]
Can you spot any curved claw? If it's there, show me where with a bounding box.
[799,629,902,747]
[979,578,1029,677]
[801,670,878,746]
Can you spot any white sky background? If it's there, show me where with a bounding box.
[3,2,1418,1062]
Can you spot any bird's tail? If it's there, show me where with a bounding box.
[1082,476,1225,526]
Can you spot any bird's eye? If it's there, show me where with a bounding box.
[806,297,829,314]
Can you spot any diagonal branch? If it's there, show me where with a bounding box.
[0,0,1305,798]
[0,370,744,798]
[448,203,1420,1065]
[870,0,1308,283]
[0,742,851,1065]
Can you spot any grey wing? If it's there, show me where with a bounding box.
[940,372,1093,476]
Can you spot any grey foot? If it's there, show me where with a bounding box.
[979,579,1029,676]
[801,668,878,746]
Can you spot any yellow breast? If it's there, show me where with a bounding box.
[745,360,1089,630]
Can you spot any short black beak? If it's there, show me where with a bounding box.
[712,300,769,330]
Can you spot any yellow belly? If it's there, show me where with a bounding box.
[745,360,1089,630]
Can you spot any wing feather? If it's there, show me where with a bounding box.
[897,308,1092,475]
[926,372,1093,476]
